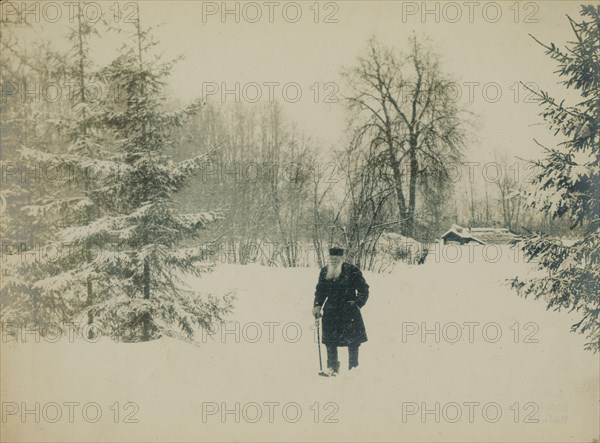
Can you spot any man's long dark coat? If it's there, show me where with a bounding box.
[313,262,369,347]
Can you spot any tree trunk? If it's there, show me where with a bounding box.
[407,141,418,237]
[142,258,150,341]
[86,276,94,339]
[469,181,476,225]
[485,185,490,224]
[32,289,39,327]
[312,184,324,268]
[388,150,408,235]
[77,4,86,103]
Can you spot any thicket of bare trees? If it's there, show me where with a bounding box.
[172,101,326,266]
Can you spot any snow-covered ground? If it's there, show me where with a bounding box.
[2,246,599,442]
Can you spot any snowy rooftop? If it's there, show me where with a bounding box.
[441,224,519,245]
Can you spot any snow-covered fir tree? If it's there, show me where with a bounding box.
[0,19,79,328]
[512,5,600,352]
[54,7,233,342]
[3,3,234,343]
[16,2,119,335]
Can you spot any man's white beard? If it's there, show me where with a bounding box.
[326,262,342,280]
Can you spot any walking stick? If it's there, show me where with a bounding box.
[316,317,328,377]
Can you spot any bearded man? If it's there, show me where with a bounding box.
[312,247,369,376]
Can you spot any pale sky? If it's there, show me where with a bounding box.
[7,1,585,165]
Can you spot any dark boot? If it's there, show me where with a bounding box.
[328,360,340,375]
[349,344,360,370]
[326,345,340,375]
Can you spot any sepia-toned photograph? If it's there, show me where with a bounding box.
[0,1,598,442]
